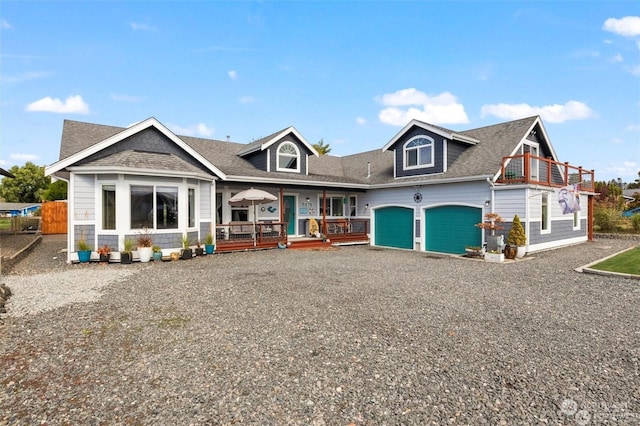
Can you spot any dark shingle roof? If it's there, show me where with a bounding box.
[80,150,206,175]
[55,116,539,187]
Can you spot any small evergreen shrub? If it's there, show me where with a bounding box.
[506,214,526,246]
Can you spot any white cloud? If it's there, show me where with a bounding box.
[0,159,7,166]
[626,64,640,76]
[356,117,367,125]
[228,70,238,80]
[610,53,624,63]
[111,93,140,102]
[168,123,214,137]
[130,22,157,31]
[480,100,595,123]
[10,153,39,162]
[1,71,49,84]
[1,19,13,30]
[626,124,640,131]
[239,95,256,104]
[376,88,469,126]
[25,95,90,114]
[603,16,640,37]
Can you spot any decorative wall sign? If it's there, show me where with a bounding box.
[267,206,277,213]
[413,192,423,203]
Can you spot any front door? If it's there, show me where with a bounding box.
[284,195,296,235]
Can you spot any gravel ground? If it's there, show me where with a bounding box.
[1,237,639,425]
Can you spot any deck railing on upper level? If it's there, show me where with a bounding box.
[497,153,595,191]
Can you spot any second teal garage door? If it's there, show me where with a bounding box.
[425,206,482,254]
[374,206,414,249]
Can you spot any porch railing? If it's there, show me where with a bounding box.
[320,218,369,239]
[215,222,287,246]
[497,153,594,191]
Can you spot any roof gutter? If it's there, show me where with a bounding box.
[225,174,369,189]
[368,174,494,189]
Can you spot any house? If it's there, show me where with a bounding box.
[0,202,42,217]
[45,115,595,262]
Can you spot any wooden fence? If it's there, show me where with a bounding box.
[41,200,67,234]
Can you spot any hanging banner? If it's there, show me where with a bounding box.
[557,184,581,215]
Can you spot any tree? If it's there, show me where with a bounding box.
[312,138,332,155]
[627,171,640,189]
[42,180,68,201]
[0,162,50,203]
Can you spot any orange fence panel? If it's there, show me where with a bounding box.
[41,200,67,234]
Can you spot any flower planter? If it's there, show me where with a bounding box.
[78,250,92,263]
[504,244,517,260]
[195,247,204,256]
[120,252,133,264]
[205,244,215,255]
[99,253,111,263]
[516,246,526,258]
[181,249,193,260]
[152,251,163,262]
[138,246,152,263]
[485,252,504,263]
[465,247,485,258]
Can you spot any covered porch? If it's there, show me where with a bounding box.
[213,218,370,252]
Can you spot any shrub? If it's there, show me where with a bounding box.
[631,214,640,233]
[506,214,526,246]
[594,206,622,232]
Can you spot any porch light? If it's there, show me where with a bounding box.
[485,200,491,207]
[364,203,369,209]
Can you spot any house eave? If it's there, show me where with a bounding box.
[225,174,368,189]
[382,119,479,152]
[67,165,217,181]
[368,174,493,189]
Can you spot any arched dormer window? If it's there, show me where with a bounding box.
[404,136,434,169]
[277,141,300,172]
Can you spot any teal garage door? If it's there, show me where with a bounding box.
[374,206,414,249]
[425,206,482,254]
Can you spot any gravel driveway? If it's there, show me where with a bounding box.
[1,237,639,425]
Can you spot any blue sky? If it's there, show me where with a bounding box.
[1,1,639,183]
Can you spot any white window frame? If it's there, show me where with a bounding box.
[100,183,117,231]
[318,195,347,217]
[541,192,551,234]
[276,141,301,173]
[404,136,434,170]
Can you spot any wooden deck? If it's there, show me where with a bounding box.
[214,219,370,253]
[497,153,595,190]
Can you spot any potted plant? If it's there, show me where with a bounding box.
[152,245,163,262]
[120,238,134,264]
[97,244,111,263]
[475,213,505,253]
[204,233,215,255]
[194,240,204,256]
[77,236,92,263]
[136,227,153,263]
[506,214,527,258]
[180,234,192,260]
[464,245,485,258]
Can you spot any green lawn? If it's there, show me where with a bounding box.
[590,247,640,275]
[0,218,11,230]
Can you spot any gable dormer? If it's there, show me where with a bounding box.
[382,119,478,178]
[237,126,318,175]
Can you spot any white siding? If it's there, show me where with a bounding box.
[493,187,527,220]
[73,174,95,220]
[199,181,211,219]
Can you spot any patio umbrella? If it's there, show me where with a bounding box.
[228,188,278,246]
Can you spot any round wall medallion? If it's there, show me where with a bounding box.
[413,192,423,203]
